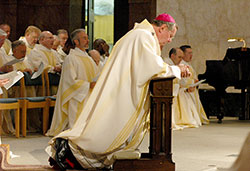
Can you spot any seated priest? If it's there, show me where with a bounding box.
[0,23,11,55]
[0,28,15,135]
[164,47,186,130]
[175,45,209,128]
[19,25,41,55]
[28,31,62,95]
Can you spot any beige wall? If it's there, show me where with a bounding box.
[157,0,250,74]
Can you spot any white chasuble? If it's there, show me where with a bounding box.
[47,19,181,169]
[46,48,98,136]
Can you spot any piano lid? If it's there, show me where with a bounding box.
[223,47,250,61]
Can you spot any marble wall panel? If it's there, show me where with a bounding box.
[157,0,250,74]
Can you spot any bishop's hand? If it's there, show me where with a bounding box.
[178,64,191,78]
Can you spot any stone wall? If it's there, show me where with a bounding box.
[157,0,250,74]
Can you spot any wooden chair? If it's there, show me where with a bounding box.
[20,72,49,136]
[44,67,60,97]
[0,73,25,138]
[0,94,21,138]
[44,68,60,127]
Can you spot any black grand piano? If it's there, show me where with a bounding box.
[198,47,250,123]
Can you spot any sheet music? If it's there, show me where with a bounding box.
[31,62,44,79]
[3,58,24,66]
[0,71,24,90]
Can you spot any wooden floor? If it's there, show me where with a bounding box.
[0,144,54,171]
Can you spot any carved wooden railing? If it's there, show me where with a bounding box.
[113,77,175,171]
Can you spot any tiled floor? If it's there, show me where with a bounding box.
[1,117,250,171]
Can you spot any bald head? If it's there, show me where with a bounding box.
[39,31,54,49]
[89,49,101,65]
[169,47,183,65]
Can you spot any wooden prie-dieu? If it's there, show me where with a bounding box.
[113,77,175,171]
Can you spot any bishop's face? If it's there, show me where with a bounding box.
[156,24,177,47]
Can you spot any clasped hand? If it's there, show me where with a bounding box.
[178,64,191,78]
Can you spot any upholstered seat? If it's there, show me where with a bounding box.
[0,97,21,138]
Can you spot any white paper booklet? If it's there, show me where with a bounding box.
[31,62,44,79]
[0,71,24,90]
[189,79,206,87]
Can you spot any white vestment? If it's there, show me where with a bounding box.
[46,48,98,136]
[0,48,15,67]
[57,45,67,62]
[12,55,36,97]
[47,19,181,169]
[28,44,62,72]
[1,39,11,55]
[0,51,15,135]
[164,57,183,130]
[174,60,209,129]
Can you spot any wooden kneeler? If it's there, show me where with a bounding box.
[113,77,175,171]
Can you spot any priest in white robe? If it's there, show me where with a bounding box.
[28,31,62,96]
[28,31,62,73]
[0,29,15,135]
[0,24,11,55]
[176,45,209,128]
[164,47,186,130]
[46,29,98,137]
[56,29,69,61]
[11,40,36,98]
[19,25,41,55]
[47,13,190,170]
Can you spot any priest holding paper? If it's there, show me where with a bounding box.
[46,29,98,137]
[28,31,62,73]
[47,14,190,170]
[174,45,209,129]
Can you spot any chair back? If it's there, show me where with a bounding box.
[23,72,46,96]
[44,68,60,96]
